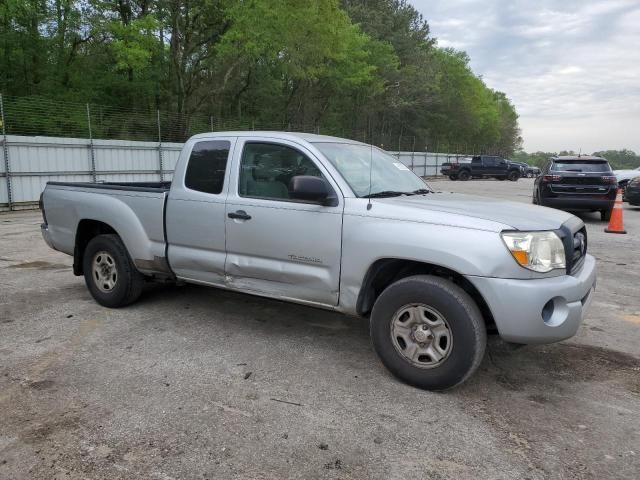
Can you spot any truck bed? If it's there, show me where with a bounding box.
[42,181,171,276]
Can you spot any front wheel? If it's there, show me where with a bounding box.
[370,275,486,391]
[507,170,520,181]
[449,175,457,181]
[83,234,144,308]
[601,209,612,222]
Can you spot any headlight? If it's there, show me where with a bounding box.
[501,231,565,273]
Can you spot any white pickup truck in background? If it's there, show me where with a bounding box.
[40,132,596,390]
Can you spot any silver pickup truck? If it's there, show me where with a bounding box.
[40,132,596,390]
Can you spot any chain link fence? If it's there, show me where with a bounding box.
[0,94,506,153]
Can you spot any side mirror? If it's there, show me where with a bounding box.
[289,176,337,206]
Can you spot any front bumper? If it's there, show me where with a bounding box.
[541,196,614,210]
[467,254,597,344]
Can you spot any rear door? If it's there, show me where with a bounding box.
[470,156,482,175]
[484,156,501,176]
[166,136,236,285]
[224,137,344,306]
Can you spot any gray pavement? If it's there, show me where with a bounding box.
[1,178,639,479]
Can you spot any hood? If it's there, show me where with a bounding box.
[374,192,574,231]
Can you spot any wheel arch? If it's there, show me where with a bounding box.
[73,219,118,275]
[356,258,496,332]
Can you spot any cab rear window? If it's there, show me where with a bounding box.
[551,161,611,173]
[185,140,231,194]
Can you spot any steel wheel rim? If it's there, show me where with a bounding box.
[390,303,453,369]
[92,251,118,293]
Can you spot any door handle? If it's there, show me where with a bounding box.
[228,210,252,220]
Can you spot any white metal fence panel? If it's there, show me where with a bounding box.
[389,151,470,177]
[0,135,185,211]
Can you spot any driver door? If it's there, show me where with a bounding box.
[224,138,344,306]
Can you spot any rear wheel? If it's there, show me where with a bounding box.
[370,275,486,391]
[449,175,457,181]
[601,209,612,222]
[458,170,470,181]
[83,234,144,308]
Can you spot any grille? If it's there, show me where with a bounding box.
[569,228,587,274]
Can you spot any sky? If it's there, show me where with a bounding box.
[412,0,640,153]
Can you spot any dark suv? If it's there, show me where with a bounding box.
[533,155,617,220]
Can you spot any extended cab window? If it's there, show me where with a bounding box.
[238,143,324,201]
[184,140,231,194]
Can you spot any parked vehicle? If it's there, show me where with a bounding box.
[40,132,596,391]
[511,162,541,178]
[442,155,521,181]
[439,157,471,180]
[614,166,640,189]
[528,166,541,177]
[624,176,640,206]
[509,161,529,178]
[533,155,617,221]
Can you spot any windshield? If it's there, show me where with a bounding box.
[551,161,611,173]
[313,142,430,197]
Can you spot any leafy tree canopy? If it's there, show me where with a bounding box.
[1,0,522,152]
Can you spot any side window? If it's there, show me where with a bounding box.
[472,157,481,165]
[238,143,325,201]
[184,140,231,194]
[484,156,497,167]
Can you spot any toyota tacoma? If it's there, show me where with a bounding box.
[40,132,596,390]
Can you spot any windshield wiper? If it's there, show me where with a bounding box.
[409,188,431,195]
[365,188,432,198]
[364,190,408,198]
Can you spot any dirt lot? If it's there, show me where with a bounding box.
[1,178,639,479]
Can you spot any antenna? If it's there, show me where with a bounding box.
[366,140,373,210]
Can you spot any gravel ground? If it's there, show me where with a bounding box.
[1,178,639,479]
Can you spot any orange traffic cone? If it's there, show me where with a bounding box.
[605,188,627,234]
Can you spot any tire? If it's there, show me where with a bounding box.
[83,234,144,308]
[601,209,612,222]
[449,175,457,181]
[370,275,487,391]
[497,177,505,181]
[532,189,538,204]
[507,170,519,181]
[458,170,471,181]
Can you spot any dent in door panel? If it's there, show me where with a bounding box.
[169,244,226,284]
[225,253,338,304]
